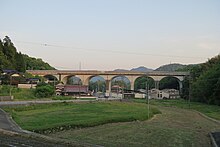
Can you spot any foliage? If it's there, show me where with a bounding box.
[134,77,154,90]
[155,63,186,71]
[4,102,160,133]
[34,83,55,98]
[22,54,55,70]
[12,88,37,100]
[89,80,106,92]
[191,61,220,105]
[178,55,220,105]
[0,85,11,95]
[0,36,55,72]
[159,77,179,90]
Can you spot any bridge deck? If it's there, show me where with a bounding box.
[27,70,190,76]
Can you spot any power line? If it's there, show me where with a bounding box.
[15,40,207,60]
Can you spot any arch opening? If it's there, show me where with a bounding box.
[159,76,180,90]
[66,76,82,85]
[43,75,58,86]
[111,76,131,93]
[134,76,155,91]
[89,76,106,97]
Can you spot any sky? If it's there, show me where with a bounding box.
[0,0,220,70]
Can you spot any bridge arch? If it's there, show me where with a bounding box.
[110,75,131,91]
[43,75,59,85]
[158,76,184,96]
[134,76,155,91]
[88,76,106,93]
[61,75,82,85]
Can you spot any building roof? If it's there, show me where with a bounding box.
[2,69,18,74]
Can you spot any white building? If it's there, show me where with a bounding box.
[148,88,180,99]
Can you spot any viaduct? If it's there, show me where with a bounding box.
[27,70,190,93]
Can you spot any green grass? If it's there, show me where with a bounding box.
[49,106,220,147]
[1,87,93,101]
[4,101,160,133]
[133,98,220,120]
[12,88,37,100]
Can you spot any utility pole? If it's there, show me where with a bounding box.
[188,74,191,109]
[146,82,150,119]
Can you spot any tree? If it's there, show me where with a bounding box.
[159,77,179,90]
[0,36,55,72]
[34,82,55,98]
[134,77,154,90]
[15,52,25,72]
[191,59,220,105]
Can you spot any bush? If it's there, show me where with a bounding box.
[0,85,11,95]
[34,83,54,98]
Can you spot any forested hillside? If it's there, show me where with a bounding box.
[190,55,220,105]
[180,55,220,105]
[0,36,55,72]
[155,63,186,71]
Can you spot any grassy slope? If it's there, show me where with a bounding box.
[134,98,220,120]
[49,106,220,147]
[4,102,160,133]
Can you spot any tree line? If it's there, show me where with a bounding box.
[0,36,55,72]
[180,55,220,105]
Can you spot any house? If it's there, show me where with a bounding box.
[161,89,180,99]
[26,78,40,84]
[1,69,23,85]
[148,88,179,99]
[55,84,89,96]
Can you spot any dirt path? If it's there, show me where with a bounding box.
[49,106,220,147]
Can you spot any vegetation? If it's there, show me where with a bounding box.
[48,99,220,146]
[34,83,55,98]
[48,103,220,147]
[134,76,154,90]
[155,63,186,71]
[159,77,179,90]
[134,98,220,120]
[179,55,220,105]
[89,80,106,92]
[0,85,38,100]
[22,54,55,70]
[4,102,160,133]
[0,36,55,72]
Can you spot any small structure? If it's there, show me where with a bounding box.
[56,84,89,96]
[161,89,180,99]
[2,69,18,75]
[26,78,40,84]
[148,88,180,99]
[111,85,122,93]
[1,69,23,85]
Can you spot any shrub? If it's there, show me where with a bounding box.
[34,83,54,98]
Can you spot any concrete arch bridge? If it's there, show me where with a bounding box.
[27,70,190,94]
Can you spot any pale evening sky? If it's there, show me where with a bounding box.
[0,0,220,70]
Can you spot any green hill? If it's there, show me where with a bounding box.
[0,36,55,72]
[155,63,186,71]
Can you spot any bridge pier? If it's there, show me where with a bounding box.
[178,81,183,95]
[105,80,111,94]
[155,81,160,90]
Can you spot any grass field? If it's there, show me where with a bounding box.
[4,101,160,133]
[134,98,220,120]
[49,106,220,147]
[3,98,220,146]
[1,87,95,101]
